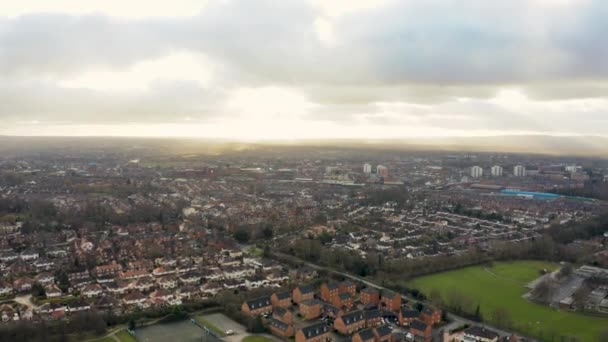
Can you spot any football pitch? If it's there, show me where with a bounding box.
[408,260,608,342]
[135,320,218,342]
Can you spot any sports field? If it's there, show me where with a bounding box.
[408,261,608,342]
[241,336,273,342]
[135,320,208,342]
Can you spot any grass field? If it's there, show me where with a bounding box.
[242,336,273,342]
[194,315,227,337]
[408,261,608,341]
[116,330,137,342]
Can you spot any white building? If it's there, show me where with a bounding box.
[513,165,526,177]
[470,166,484,178]
[490,165,503,177]
[363,163,372,174]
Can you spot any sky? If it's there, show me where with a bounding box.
[0,0,607,140]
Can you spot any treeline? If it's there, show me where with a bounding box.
[546,212,608,244]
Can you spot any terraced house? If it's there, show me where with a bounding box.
[296,322,331,342]
[241,296,272,316]
[334,310,365,335]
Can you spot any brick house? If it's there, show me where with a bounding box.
[374,325,393,342]
[273,307,294,324]
[381,291,401,312]
[320,282,339,303]
[399,308,420,327]
[271,291,292,309]
[269,318,294,338]
[296,322,331,342]
[293,285,315,304]
[334,310,365,335]
[241,296,272,316]
[333,292,353,310]
[360,287,380,306]
[420,306,441,326]
[364,309,382,328]
[409,320,432,342]
[299,299,322,320]
[339,280,356,297]
[352,328,376,342]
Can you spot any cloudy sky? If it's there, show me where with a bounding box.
[0,0,607,139]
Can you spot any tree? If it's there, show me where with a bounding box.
[233,227,251,244]
[474,304,483,321]
[558,264,574,279]
[598,329,608,342]
[532,278,556,304]
[128,319,136,331]
[429,289,443,307]
[31,282,46,298]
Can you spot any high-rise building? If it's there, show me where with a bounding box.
[363,163,372,174]
[376,165,389,177]
[470,166,483,178]
[490,165,503,177]
[513,165,526,177]
[471,166,483,178]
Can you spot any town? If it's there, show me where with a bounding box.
[0,142,607,341]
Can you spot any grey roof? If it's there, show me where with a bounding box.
[297,285,314,294]
[274,291,291,300]
[339,292,351,300]
[375,325,392,337]
[409,320,428,332]
[300,323,329,338]
[340,310,365,325]
[269,318,290,331]
[464,326,499,340]
[364,309,380,319]
[401,308,420,318]
[245,296,271,310]
[357,329,375,341]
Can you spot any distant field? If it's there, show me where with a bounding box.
[408,261,608,342]
[135,320,206,342]
[194,315,227,337]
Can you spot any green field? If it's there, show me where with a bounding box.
[116,330,137,342]
[242,336,273,342]
[408,261,608,342]
[194,315,227,337]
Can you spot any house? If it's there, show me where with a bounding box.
[340,280,357,296]
[157,276,178,289]
[0,281,13,297]
[408,320,431,342]
[364,309,382,328]
[93,263,122,277]
[68,300,91,313]
[293,285,315,303]
[269,318,295,338]
[271,291,292,308]
[462,326,499,342]
[361,287,380,306]
[106,280,131,295]
[295,322,331,342]
[82,283,104,298]
[133,277,155,292]
[374,325,393,342]
[177,286,198,300]
[36,272,55,285]
[123,291,147,306]
[320,282,340,303]
[299,299,322,320]
[352,328,376,342]
[420,306,441,326]
[12,277,34,292]
[333,292,353,310]
[241,296,272,316]
[334,310,365,335]
[179,272,202,285]
[150,289,173,301]
[201,282,222,296]
[399,308,420,327]
[19,249,39,261]
[273,307,294,324]
[381,291,401,312]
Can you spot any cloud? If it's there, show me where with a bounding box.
[0,0,607,137]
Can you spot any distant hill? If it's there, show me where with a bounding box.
[0,135,606,157]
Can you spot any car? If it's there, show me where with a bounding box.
[225,330,235,336]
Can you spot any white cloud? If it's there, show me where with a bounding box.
[58,52,214,91]
[0,0,208,18]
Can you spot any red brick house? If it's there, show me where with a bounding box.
[409,320,432,342]
[273,307,294,324]
[299,299,322,320]
[381,291,401,312]
[293,285,314,304]
[339,280,356,297]
[360,287,380,306]
[241,296,272,316]
[269,318,294,338]
[352,328,376,342]
[334,310,365,335]
[420,306,441,326]
[399,308,420,327]
[271,291,292,309]
[296,323,331,342]
[320,282,339,303]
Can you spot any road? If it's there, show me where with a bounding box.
[273,253,534,341]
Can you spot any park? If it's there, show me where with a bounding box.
[408,260,608,341]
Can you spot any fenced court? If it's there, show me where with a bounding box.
[135,320,221,342]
